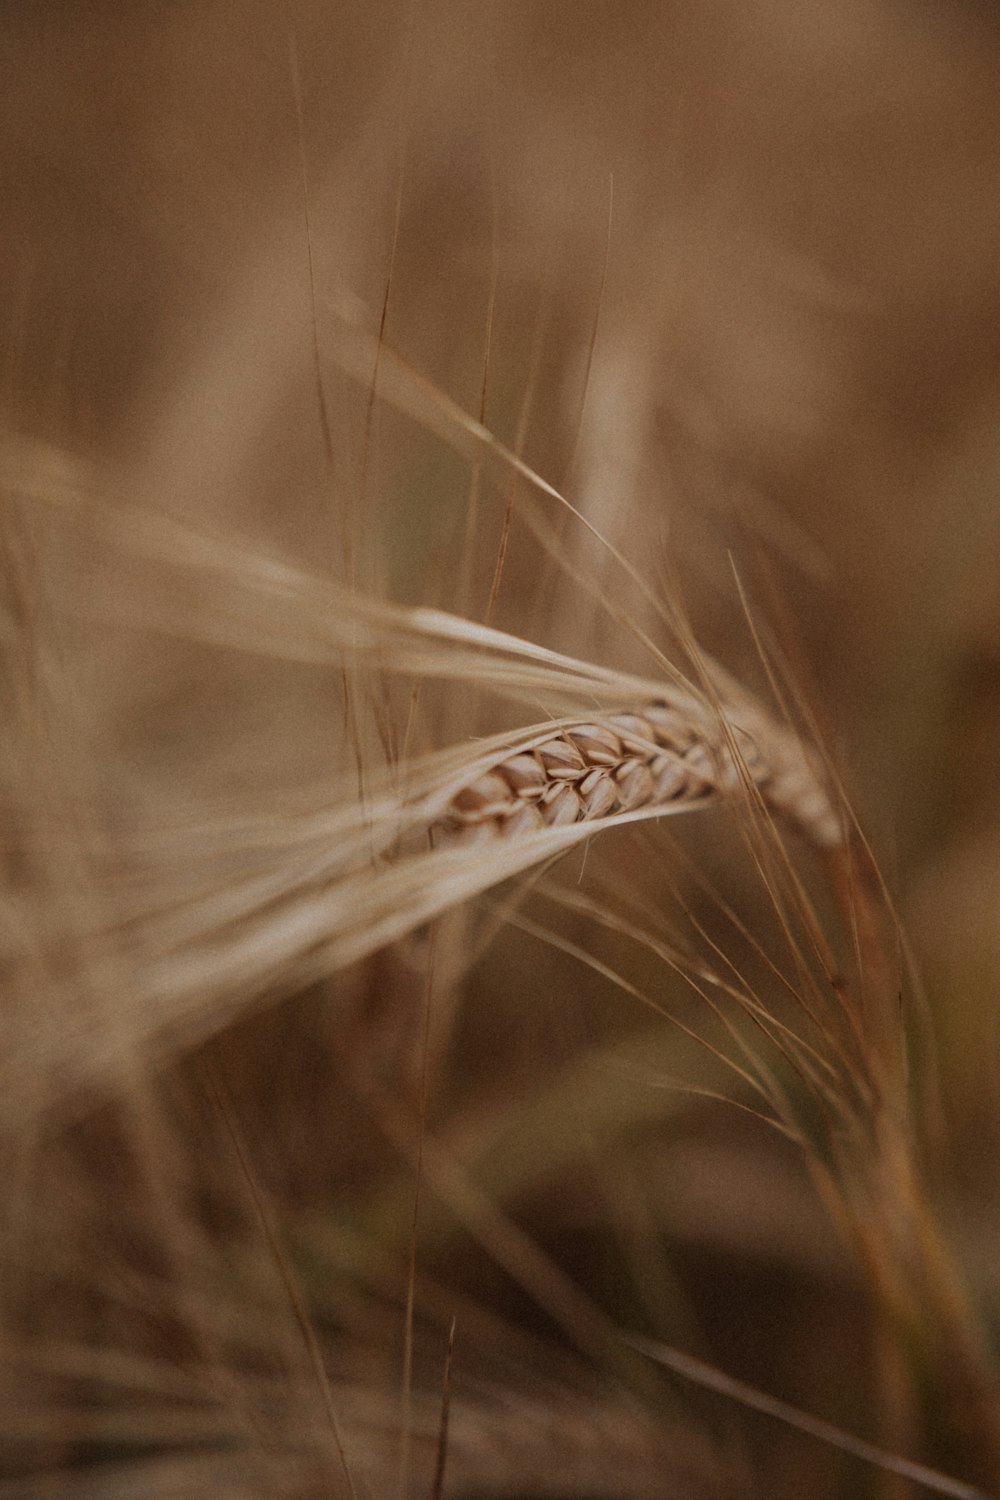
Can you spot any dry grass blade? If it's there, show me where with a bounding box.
[430,1317,456,1500]
[627,1334,991,1500]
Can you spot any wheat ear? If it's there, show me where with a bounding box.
[438,699,840,851]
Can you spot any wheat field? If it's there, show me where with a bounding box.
[4,4,1000,1498]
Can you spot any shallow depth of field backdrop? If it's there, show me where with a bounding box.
[4,3,1000,1498]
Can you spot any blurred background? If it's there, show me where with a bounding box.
[4,2,1000,1495]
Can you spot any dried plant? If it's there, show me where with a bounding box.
[4,6,1000,1500]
